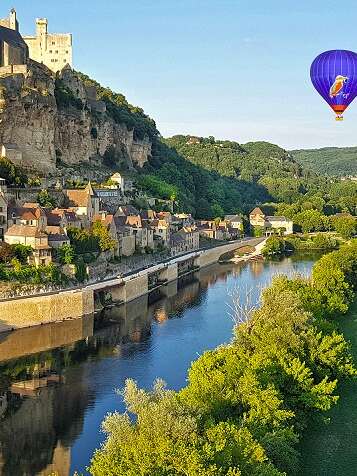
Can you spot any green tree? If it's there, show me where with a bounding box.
[11,244,32,264]
[262,236,285,258]
[58,243,75,265]
[92,221,117,252]
[332,215,357,239]
[37,189,56,208]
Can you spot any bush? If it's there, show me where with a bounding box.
[262,236,285,257]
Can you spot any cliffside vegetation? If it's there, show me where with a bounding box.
[88,241,357,476]
[291,146,357,177]
[0,157,27,186]
[75,71,158,141]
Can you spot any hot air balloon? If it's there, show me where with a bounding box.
[310,49,357,120]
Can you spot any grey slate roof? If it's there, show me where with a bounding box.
[0,25,28,49]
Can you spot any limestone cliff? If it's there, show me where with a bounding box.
[0,61,152,175]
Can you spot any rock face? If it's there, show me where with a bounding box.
[0,61,152,174]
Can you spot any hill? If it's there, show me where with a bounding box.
[291,146,357,177]
[140,135,326,218]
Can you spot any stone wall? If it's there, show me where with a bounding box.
[0,289,94,333]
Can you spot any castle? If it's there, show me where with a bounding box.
[0,9,72,73]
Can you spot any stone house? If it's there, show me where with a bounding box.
[47,208,82,230]
[170,227,199,256]
[113,216,136,257]
[0,177,7,240]
[122,215,154,251]
[5,224,52,266]
[115,205,140,217]
[224,215,243,231]
[249,207,293,235]
[151,218,171,246]
[45,225,70,249]
[110,173,134,194]
[9,205,48,229]
[178,226,200,251]
[65,183,100,225]
[196,220,225,240]
[170,232,186,256]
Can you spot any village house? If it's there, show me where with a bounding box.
[65,182,100,225]
[151,218,171,246]
[170,226,199,256]
[110,173,134,194]
[45,225,70,249]
[9,204,47,229]
[0,178,8,240]
[112,216,136,257]
[115,205,140,217]
[249,207,293,235]
[170,232,186,256]
[47,208,82,230]
[4,225,52,266]
[196,220,226,240]
[224,215,243,231]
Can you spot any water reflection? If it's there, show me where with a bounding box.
[0,256,319,475]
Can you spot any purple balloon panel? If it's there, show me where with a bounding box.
[310,49,357,114]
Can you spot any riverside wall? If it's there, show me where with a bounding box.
[0,289,94,333]
[0,238,264,333]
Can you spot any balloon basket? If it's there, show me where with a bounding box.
[335,115,344,121]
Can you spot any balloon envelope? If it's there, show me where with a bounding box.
[310,49,357,118]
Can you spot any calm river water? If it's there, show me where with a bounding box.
[0,255,322,476]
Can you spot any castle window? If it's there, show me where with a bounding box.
[66,50,69,54]
[64,59,66,63]
[55,50,58,54]
[52,41,55,45]
[49,50,52,53]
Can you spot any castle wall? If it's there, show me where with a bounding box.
[24,25,72,73]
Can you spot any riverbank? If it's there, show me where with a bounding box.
[299,300,357,476]
[0,238,264,333]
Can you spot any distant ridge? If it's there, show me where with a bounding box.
[291,146,357,177]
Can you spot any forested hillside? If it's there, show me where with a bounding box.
[140,135,330,218]
[291,146,357,177]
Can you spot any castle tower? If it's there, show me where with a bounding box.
[36,18,48,52]
[0,8,19,31]
[9,8,18,31]
[23,17,72,72]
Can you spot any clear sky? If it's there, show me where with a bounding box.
[3,0,357,149]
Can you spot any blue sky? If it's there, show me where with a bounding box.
[4,0,357,149]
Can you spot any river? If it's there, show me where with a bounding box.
[0,254,320,476]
